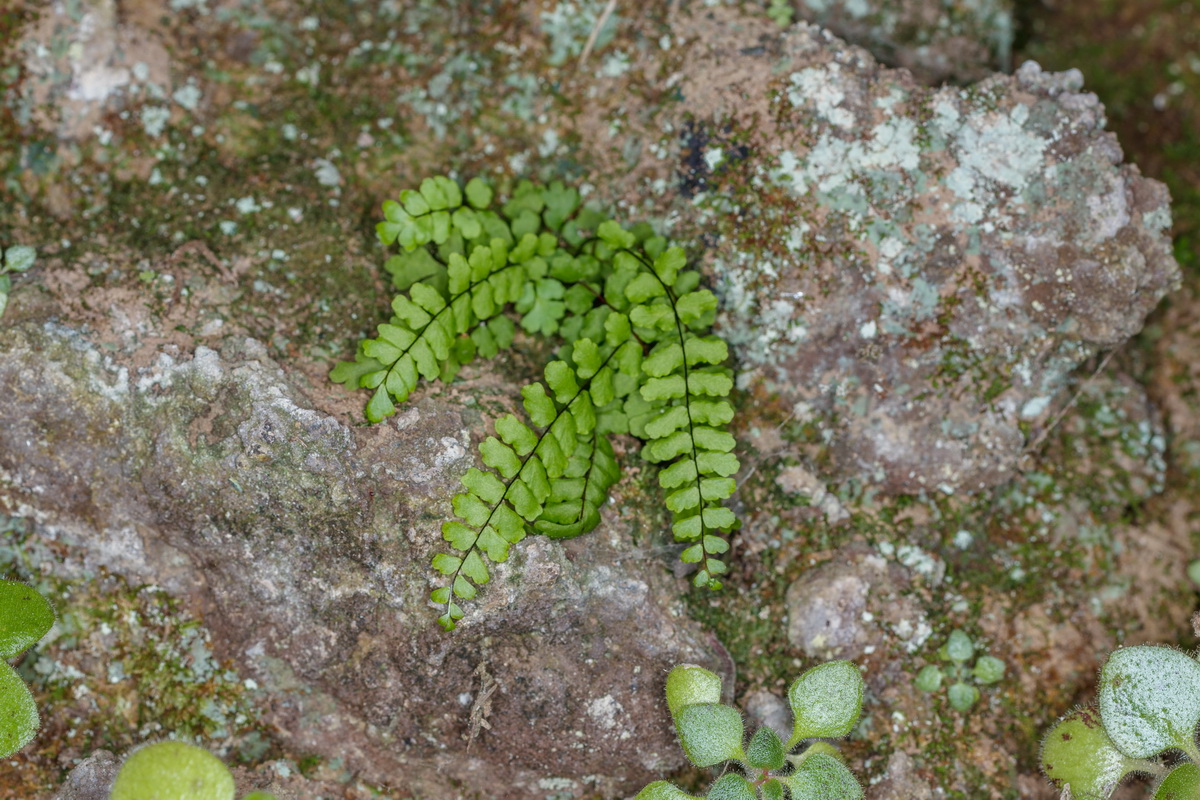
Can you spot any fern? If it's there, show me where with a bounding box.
[332,176,742,629]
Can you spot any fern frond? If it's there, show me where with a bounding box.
[603,240,740,590]
[335,175,745,627]
[430,339,630,630]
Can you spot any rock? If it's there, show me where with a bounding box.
[675,23,1179,493]
[790,0,1014,84]
[17,0,172,142]
[785,547,927,660]
[743,689,794,742]
[867,751,933,800]
[0,320,726,799]
[53,750,119,800]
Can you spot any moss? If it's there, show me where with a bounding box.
[0,516,273,794]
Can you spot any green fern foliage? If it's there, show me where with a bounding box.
[332,175,742,629]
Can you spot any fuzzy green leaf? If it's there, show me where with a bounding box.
[707,774,756,800]
[780,752,863,800]
[948,682,980,712]
[746,726,786,771]
[4,246,36,273]
[110,742,235,800]
[633,783,703,800]
[973,656,1006,685]
[1041,705,1139,800]
[666,664,723,719]
[1152,763,1200,800]
[787,661,864,748]
[675,703,745,768]
[1099,646,1200,758]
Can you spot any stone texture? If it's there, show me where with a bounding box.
[790,0,1014,84]
[0,319,726,799]
[52,750,120,800]
[867,751,934,800]
[679,35,1179,494]
[785,546,928,660]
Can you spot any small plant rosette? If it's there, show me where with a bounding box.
[914,629,1006,712]
[636,661,865,800]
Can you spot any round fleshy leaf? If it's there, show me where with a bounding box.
[241,794,279,800]
[675,703,745,767]
[706,773,756,800]
[787,661,864,747]
[948,682,980,712]
[781,751,864,800]
[1041,705,1143,800]
[0,580,55,659]
[915,665,943,692]
[942,630,974,664]
[634,782,703,800]
[3,246,35,273]
[666,663,722,719]
[746,725,785,770]
[1098,645,1200,758]
[973,655,1006,685]
[761,779,785,800]
[111,741,236,800]
[0,661,40,758]
[1153,762,1200,800]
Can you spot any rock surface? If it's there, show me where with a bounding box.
[790,0,1014,83]
[0,317,726,799]
[785,547,928,660]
